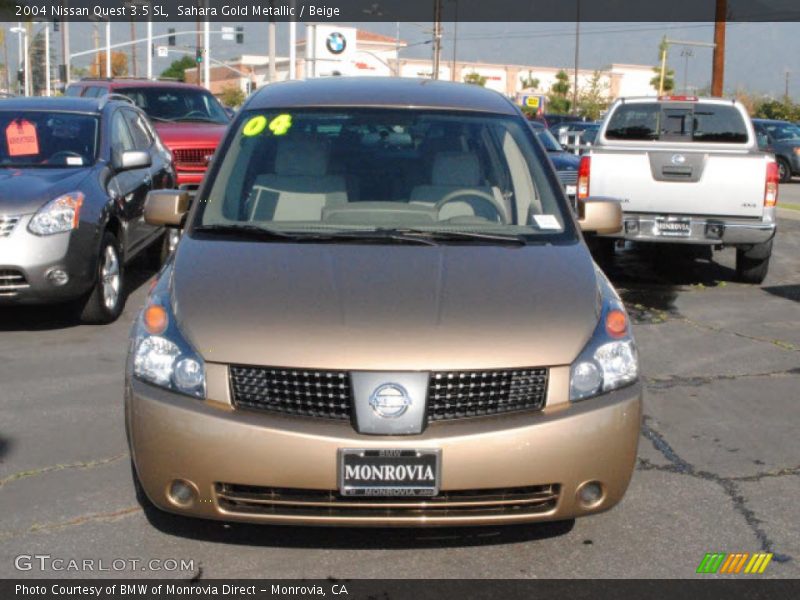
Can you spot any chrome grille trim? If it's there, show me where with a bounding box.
[0,269,29,296]
[173,148,214,167]
[427,368,548,421]
[229,366,549,422]
[0,215,20,238]
[215,483,560,517]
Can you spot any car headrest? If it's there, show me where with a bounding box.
[432,152,481,187]
[275,139,330,177]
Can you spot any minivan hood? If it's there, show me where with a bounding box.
[152,121,227,148]
[171,239,601,371]
[0,168,91,214]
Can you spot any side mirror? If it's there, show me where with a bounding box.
[578,197,623,234]
[114,150,151,171]
[144,190,191,227]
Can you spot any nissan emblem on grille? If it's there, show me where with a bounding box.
[369,383,411,418]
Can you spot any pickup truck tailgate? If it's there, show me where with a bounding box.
[590,148,767,218]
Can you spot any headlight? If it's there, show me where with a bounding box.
[570,294,638,402]
[28,192,84,236]
[794,147,800,156]
[132,292,206,399]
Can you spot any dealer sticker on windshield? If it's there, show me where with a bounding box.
[534,214,561,230]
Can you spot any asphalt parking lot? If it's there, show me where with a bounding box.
[1,186,798,580]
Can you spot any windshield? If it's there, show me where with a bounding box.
[605,103,749,143]
[0,111,98,167]
[195,109,575,243]
[535,129,563,152]
[115,87,229,124]
[762,122,800,142]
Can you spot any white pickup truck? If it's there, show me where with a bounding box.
[582,96,778,283]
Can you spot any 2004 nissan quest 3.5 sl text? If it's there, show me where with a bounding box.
[125,78,642,527]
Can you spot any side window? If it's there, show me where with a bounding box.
[110,111,136,156]
[64,85,83,97]
[123,110,153,151]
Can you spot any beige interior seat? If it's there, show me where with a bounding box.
[247,139,347,222]
[410,151,506,222]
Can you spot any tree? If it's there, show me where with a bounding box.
[577,71,610,121]
[219,85,246,108]
[519,70,539,91]
[650,36,675,94]
[463,72,487,87]
[547,69,571,114]
[90,51,128,78]
[29,31,57,95]
[160,55,196,82]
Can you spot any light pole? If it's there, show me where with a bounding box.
[11,23,27,96]
[573,0,580,114]
[289,0,296,80]
[105,21,111,78]
[44,23,50,96]
[681,48,694,94]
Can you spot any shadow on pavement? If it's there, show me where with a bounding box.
[0,257,158,332]
[140,505,575,549]
[0,436,11,462]
[762,284,800,303]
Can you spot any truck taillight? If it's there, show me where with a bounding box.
[765,161,779,207]
[578,156,591,199]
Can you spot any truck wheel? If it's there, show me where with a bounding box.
[78,232,126,324]
[736,239,772,284]
[777,158,792,183]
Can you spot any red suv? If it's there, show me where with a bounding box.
[66,79,230,191]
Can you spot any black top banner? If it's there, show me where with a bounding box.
[5,0,800,22]
[4,579,800,600]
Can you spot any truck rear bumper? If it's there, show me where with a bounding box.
[599,212,776,246]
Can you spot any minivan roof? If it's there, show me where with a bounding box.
[246,77,520,115]
[0,97,105,113]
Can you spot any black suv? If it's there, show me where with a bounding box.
[0,96,175,322]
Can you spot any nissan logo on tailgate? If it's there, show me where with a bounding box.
[671,154,687,165]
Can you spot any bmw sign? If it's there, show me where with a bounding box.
[326,32,347,55]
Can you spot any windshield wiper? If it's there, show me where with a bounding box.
[390,228,529,246]
[192,225,439,245]
[148,116,175,123]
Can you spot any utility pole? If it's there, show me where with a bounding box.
[785,70,791,101]
[451,1,458,82]
[573,0,580,114]
[711,0,727,97]
[92,22,99,77]
[1,28,9,93]
[268,15,276,83]
[61,19,70,86]
[289,2,296,80]
[130,20,137,77]
[105,21,111,78]
[203,18,210,89]
[432,0,442,80]
[146,21,152,80]
[45,23,51,96]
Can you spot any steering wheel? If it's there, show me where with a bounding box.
[47,150,83,165]
[434,189,507,223]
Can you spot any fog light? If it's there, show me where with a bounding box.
[167,479,197,507]
[706,224,723,239]
[624,220,639,234]
[46,268,69,286]
[577,481,604,508]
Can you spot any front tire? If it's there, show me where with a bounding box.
[777,158,792,183]
[736,239,772,284]
[78,231,125,324]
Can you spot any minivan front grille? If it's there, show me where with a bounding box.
[0,269,29,296]
[230,366,549,423]
[230,366,352,420]
[173,148,214,167]
[427,368,548,421]
[0,215,20,237]
[215,482,560,519]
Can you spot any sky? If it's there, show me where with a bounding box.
[1,20,798,97]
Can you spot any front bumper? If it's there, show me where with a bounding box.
[175,170,205,190]
[599,211,777,246]
[0,214,96,304]
[127,372,642,527]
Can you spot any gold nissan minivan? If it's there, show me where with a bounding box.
[125,78,641,527]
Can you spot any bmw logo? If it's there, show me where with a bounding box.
[369,383,411,418]
[326,32,347,55]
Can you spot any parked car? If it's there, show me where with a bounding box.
[0,96,175,322]
[553,122,601,155]
[530,121,581,205]
[126,77,641,528]
[752,118,800,182]
[586,96,778,283]
[65,78,230,192]
[535,113,585,130]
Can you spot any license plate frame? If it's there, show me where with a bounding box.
[338,448,441,497]
[654,216,692,237]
